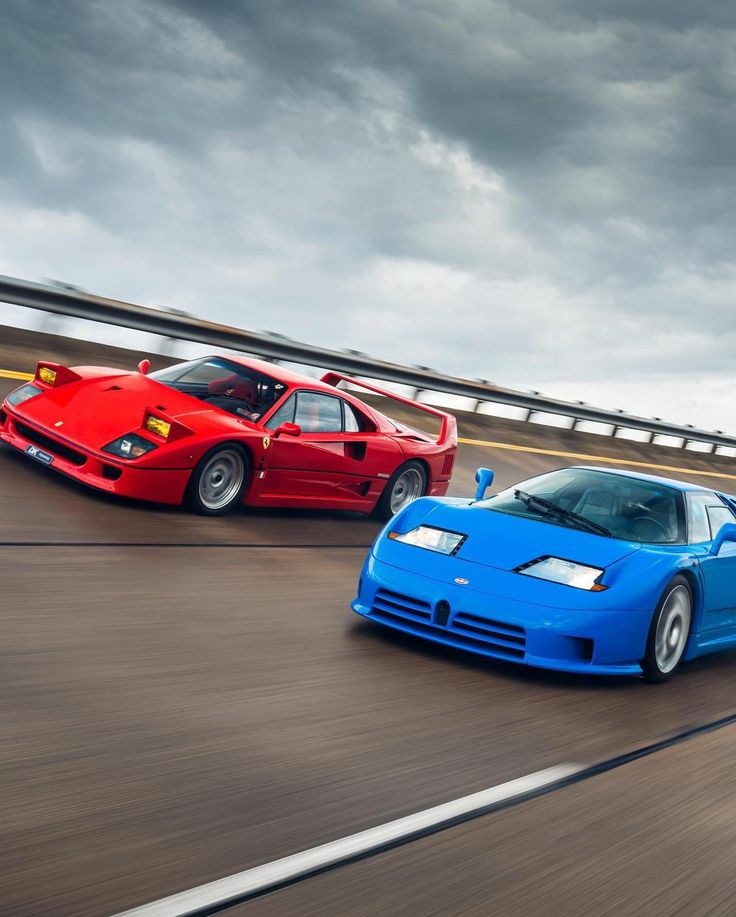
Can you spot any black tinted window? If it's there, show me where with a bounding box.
[344,402,362,432]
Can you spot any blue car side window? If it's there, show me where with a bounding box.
[687,494,712,543]
[687,492,736,543]
[708,505,735,539]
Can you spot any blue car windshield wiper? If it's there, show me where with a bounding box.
[513,489,612,537]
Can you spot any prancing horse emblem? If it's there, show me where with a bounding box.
[454,577,469,585]
[262,436,271,450]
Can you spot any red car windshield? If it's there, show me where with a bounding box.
[150,357,287,422]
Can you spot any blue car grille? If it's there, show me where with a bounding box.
[370,590,526,660]
[372,588,433,623]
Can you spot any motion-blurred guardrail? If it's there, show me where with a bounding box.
[0,273,732,452]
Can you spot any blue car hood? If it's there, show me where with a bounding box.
[385,502,641,572]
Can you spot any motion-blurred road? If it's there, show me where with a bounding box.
[2,327,736,915]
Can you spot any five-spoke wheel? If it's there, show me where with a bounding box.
[374,460,427,521]
[186,446,250,515]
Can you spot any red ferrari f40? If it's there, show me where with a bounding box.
[0,355,457,518]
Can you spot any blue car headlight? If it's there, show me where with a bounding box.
[6,383,43,407]
[518,556,606,591]
[389,524,466,556]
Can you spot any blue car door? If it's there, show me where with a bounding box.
[692,495,736,633]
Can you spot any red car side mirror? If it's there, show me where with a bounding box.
[274,422,301,438]
[137,359,151,375]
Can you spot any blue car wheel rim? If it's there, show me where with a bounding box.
[655,585,691,674]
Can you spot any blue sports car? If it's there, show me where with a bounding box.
[352,465,736,681]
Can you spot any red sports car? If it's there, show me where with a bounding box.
[0,355,457,517]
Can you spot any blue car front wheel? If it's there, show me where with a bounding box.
[642,575,693,683]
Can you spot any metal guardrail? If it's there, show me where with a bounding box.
[0,273,733,452]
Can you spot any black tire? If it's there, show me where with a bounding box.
[373,460,427,521]
[185,444,250,516]
[642,574,693,683]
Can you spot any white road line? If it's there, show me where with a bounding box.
[115,764,579,917]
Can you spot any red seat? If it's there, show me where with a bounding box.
[208,375,257,403]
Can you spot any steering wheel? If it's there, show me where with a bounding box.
[630,516,668,539]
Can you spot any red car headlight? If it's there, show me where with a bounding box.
[103,434,158,459]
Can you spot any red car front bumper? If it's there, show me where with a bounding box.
[0,405,190,505]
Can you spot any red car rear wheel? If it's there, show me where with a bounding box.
[374,460,427,521]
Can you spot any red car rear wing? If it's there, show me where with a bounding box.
[321,372,457,447]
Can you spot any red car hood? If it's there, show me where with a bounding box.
[11,370,252,450]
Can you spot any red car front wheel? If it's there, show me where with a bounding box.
[185,445,250,515]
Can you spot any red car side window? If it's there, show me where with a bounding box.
[266,394,297,429]
[294,393,342,433]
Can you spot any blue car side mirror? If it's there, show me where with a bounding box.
[474,467,494,502]
[710,522,736,556]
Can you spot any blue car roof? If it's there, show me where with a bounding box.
[575,465,714,493]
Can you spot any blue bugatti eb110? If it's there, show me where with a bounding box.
[352,466,736,681]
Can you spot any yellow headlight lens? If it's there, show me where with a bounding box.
[145,415,171,438]
[38,367,57,385]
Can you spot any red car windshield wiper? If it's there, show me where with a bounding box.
[514,490,612,537]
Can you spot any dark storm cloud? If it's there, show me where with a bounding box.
[158,0,736,276]
[1,0,736,425]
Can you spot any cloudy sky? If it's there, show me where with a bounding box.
[2,0,736,430]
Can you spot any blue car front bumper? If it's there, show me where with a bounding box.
[352,555,652,676]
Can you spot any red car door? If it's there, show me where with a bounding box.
[253,390,403,509]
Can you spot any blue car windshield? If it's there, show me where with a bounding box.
[478,468,686,544]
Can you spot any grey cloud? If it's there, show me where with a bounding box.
[0,0,735,426]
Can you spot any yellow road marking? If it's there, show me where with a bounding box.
[0,369,33,381]
[458,436,736,483]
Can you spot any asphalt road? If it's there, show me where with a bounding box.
[244,724,736,917]
[2,332,736,915]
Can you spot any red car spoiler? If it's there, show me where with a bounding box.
[321,372,457,447]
